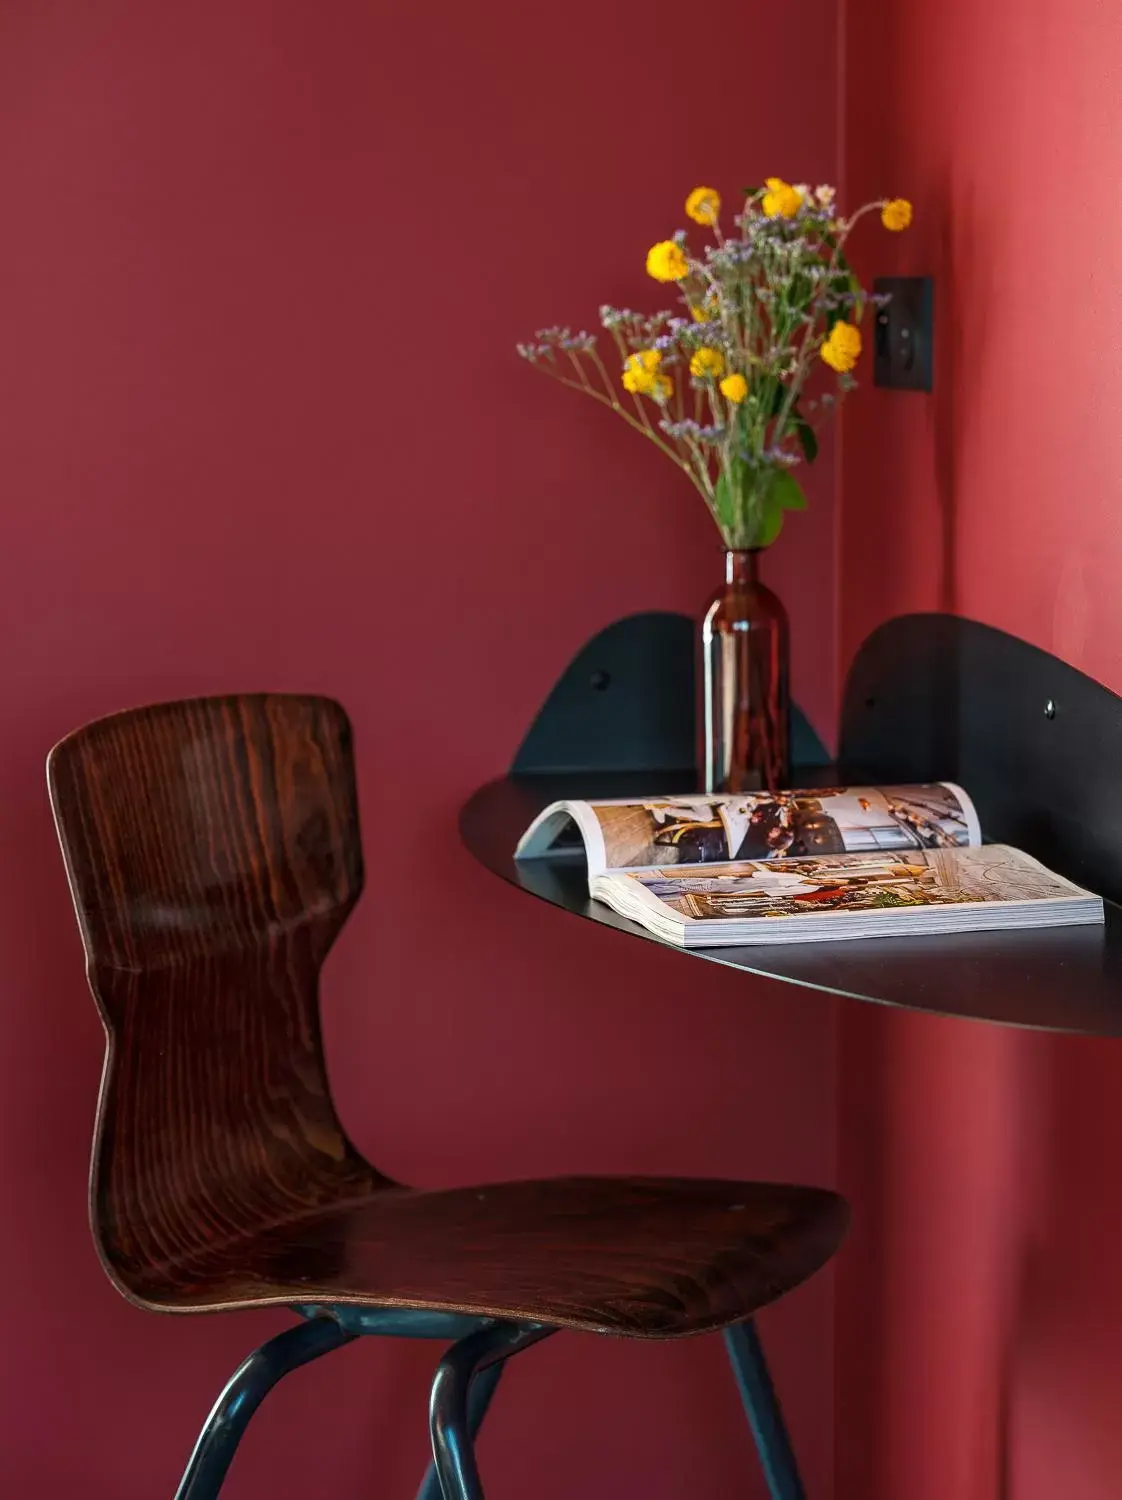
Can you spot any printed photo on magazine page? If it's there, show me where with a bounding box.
[626,845,1082,922]
[591,784,976,869]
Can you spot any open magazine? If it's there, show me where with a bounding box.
[515,784,1103,948]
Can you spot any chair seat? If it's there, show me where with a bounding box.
[122,1175,847,1338]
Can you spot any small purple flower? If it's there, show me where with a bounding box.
[706,241,756,268]
[600,305,641,328]
[686,321,731,346]
[661,418,726,443]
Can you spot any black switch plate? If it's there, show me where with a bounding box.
[873,276,934,391]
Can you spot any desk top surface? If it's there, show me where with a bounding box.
[460,774,1122,1038]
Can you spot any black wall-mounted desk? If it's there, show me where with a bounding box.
[461,613,1122,1039]
[461,773,1122,1037]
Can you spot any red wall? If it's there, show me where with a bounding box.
[837,0,1122,1496]
[0,3,841,1496]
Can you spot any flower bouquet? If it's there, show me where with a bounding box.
[518,180,911,550]
[518,179,912,792]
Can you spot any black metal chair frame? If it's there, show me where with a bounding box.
[175,1305,807,1500]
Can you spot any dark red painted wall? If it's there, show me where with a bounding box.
[837,0,1122,1496]
[0,3,840,1495]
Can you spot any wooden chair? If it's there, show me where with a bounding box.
[47,694,848,1500]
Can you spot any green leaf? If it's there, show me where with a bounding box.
[755,491,786,548]
[827,275,852,329]
[769,469,808,511]
[793,411,818,464]
[848,270,865,322]
[748,470,809,549]
[817,240,864,327]
[822,255,866,329]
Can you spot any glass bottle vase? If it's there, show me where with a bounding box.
[701,549,791,794]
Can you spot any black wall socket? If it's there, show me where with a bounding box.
[873,276,934,391]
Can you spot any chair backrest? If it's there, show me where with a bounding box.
[48,694,385,1304]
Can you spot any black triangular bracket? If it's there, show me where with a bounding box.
[512,611,828,777]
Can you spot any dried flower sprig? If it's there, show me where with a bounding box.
[519,181,911,549]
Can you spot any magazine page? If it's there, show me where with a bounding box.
[516,783,980,876]
[591,844,1102,949]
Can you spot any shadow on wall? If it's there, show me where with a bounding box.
[835,1004,1045,1500]
[930,174,998,620]
[1008,1035,1122,1500]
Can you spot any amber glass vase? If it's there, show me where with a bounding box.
[701,549,790,793]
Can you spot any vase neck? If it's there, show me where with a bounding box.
[725,549,761,586]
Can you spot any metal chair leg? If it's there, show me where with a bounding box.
[415,1359,503,1500]
[723,1320,807,1500]
[427,1322,551,1500]
[173,1316,356,1500]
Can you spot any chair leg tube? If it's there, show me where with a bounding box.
[723,1320,807,1500]
[415,1359,503,1500]
[173,1316,356,1500]
[428,1322,551,1500]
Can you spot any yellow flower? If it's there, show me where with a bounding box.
[820,321,862,373]
[690,295,720,322]
[685,186,721,226]
[621,348,661,394]
[881,197,913,231]
[689,346,725,379]
[646,239,689,282]
[719,372,748,403]
[761,177,803,218]
[651,373,674,403]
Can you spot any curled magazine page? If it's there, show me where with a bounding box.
[514,800,610,875]
[517,783,981,873]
